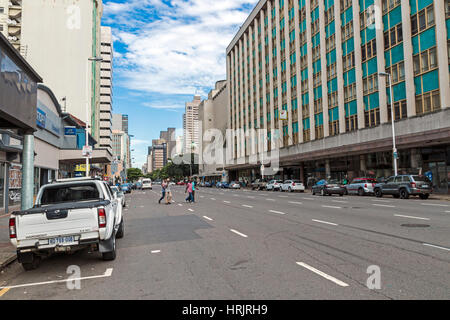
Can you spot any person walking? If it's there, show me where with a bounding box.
[191,179,196,203]
[159,179,167,204]
[165,178,173,205]
[185,180,193,203]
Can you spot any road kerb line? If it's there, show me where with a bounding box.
[269,210,286,215]
[394,214,430,221]
[312,219,338,226]
[421,203,449,207]
[203,216,213,221]
[230,229,248,238]
[296,262,349,287]
[423,243,450,252]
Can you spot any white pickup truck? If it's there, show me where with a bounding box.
[9,178,124,270]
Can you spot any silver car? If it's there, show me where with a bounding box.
[345,178,377,196]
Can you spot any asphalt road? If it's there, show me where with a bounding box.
[0,186,449,299]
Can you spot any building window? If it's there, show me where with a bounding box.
[387,100,407,121]
[362,74,379,95]
[415,89,441,115]
[411,4,435,36]
[329,120,339,136]
[384,23,403,50]
[413,47,437,76]
[364,108,380,128]
[345,115,358,132]
[315,125,324,139]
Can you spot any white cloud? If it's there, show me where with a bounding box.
[104,0,258,96]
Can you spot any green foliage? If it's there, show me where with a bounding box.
[127,168,143,182]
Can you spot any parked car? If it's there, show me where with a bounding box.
[266,180,283,191]
[204,181,212,187]
[251,179,268,190]
[281,180,305,192]
[9,178,123,270]
[345,177,377,196]
[177,181,185,186]
[111,186,125,207]
[135,181,143,190]
[141,178,152,190]
[229,181,241,189]
[312,179,346,196]
[218,182,230,188]
[121,183,131,194]
[373,175,432,199]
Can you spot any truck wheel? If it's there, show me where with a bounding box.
[399,189,409,199]
[102,237,117,261]
[116,220,124,239]
[22,255,41,271]
[358,188,365,196]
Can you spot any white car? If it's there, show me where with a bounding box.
[229,181,241,189]
[281,180,305,192]
[266,180,283,191]
[141,178,152,190]
[111,186,126,207]
[10,178,123,270]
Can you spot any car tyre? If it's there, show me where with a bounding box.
[419,194,429,200]
[358,188,365,196]
[102,236,117,261]
[375,189,383,198]
[399,189,409,200]
[116,220,124,239]
[22,255,41,271]
[289,187,292,192]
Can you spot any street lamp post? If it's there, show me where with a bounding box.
[85,56,103,177]
[379,72,398,176]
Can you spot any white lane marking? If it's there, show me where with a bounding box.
[247,196,255,199]
[303,197,315,200]
[203,216,213,221]
[210,198,216,201]
[372,199,392,203]
[223,200,231,203]
[289,201,303,205]
[233,195,240,197]
[312,219,338,226]
[0,268,114,290]
[269,210,286,215]
[242,205,253,208]
[188,208,194,212]
[151,250,161,254]
[373,204,396,208]
[394,214,430,221]
[296,262,349,287]
[230,229,248,238]
[178,204,182,207]
[266,198,275,201]
[421,203,449,207]
[446,211,450,213]
[332,200,347,203]
[220,193,224,195]
[322,205,342,209]
[423,243,450,252]
[200,196,204,198]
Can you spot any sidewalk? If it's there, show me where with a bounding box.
[0,214,16,271]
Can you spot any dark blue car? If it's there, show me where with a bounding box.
[121,184,131,194]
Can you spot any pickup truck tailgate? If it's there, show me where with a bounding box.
[16,207,99,241]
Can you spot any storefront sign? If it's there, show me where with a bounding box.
[75,164,90,172]
[36,108,46,128]
[64,126,76,136]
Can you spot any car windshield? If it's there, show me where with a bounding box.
[40,183,101,205]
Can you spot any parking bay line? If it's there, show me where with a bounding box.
[0,268,114,290]
[230,229,248,238]
[296,262,349,287]
[423,243,450,252]
[242,205,253,208]
[421,203,449,208]
[394,214,430,221]
[322,205,342,209]
[203,216,213,221]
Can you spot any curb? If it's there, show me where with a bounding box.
[0,254,16,272]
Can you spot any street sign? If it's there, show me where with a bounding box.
[280,110,288,121]
[64,126,77,136]
[82,146,93,158]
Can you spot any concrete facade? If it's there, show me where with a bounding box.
[0,0,23,53]
[99,26,112,153]
[183,95,202,154]
[225,0,450,193]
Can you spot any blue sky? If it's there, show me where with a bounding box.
[101,0,258,168]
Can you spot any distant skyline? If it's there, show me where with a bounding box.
[101,0,258,168]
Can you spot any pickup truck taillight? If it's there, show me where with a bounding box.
[98,208,106,228]
[292,182,296,186]
[9,217,16,239]
[411,182,416,188]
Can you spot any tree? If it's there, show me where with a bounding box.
[127,168,143,182]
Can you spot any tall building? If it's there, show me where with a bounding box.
[112,113,122,131]
[199,80,228,181]
[20,0,106,148]
[122,114,129,134]
[183,95,202,154]
[226,0,450,193]
[0,0,24,54]
[112,130,129,181]
[159,127,176,159]
[148,142,167,172]
[99,26,113,153]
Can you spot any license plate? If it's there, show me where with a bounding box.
[422,185,429,188]
[49,236,76,245]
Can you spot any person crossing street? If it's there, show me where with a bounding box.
[158,179,167,204]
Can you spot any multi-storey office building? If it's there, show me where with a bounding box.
[183,95,202,154]
[0,0,23,53]
[99,26,113,153]
[226,0,450,193]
